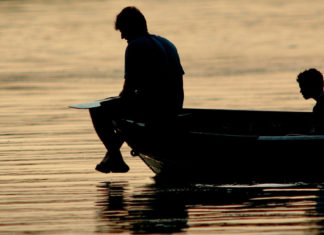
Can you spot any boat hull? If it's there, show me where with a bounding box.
[134,134,324,183]
[114,108,324,183]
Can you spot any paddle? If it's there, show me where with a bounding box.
[69,96,120,109]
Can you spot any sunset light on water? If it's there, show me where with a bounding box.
[2,0,324,234]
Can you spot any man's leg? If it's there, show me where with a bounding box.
[89,107,129,173]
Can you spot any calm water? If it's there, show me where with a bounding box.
[2,0,324,234]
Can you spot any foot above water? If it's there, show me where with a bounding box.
[95,151,129,173]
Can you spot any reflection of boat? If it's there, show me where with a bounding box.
[70,97,324,183]
[95,181,263,233]
[96,181,324,234]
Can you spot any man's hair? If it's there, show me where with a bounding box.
[115,7,148,35]
[297,68,324,91]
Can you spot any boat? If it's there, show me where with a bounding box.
[70,97,324,183]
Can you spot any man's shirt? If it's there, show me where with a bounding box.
[121,34,184,113]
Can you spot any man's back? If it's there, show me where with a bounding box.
[122,34,184,114]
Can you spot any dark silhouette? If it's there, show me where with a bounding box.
[297,68,324,134]
[91,6,184,173]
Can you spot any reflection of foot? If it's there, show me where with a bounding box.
[95,151,129,173]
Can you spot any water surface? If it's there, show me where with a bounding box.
[1,0,324,234]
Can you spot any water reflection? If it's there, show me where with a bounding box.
[96,181,188,233]
[96,181,324,234]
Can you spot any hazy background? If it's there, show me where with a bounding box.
[2,0,324,110]
[2,0,324,234]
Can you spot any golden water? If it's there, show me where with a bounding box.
[2,0,324,234]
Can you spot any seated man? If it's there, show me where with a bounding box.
[297,68,324,134]
[90,6,185,173]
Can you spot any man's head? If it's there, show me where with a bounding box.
[297,68,324,100]
[115,7,148,42]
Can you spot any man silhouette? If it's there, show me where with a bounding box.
[91,6,184,173]
[297,68,324,134]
